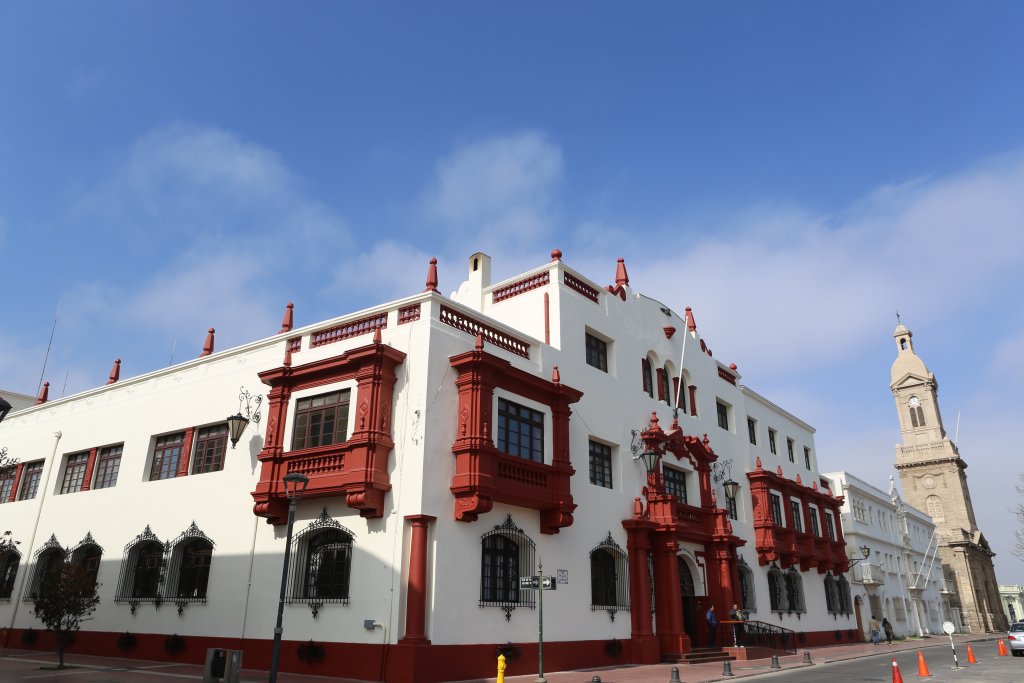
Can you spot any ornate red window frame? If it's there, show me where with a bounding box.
[449,336,583,535]
[746,458,848,573]
[251,335,406,524]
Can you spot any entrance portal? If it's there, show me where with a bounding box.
[678,556,699,645]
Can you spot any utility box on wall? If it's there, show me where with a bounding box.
[203,648,243,683]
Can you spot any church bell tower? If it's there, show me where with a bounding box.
[890,321,1006,632]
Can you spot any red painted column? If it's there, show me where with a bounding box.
[652,534,687,658]
[7,463,23,502]
[622,518,659,663]
[400,514,436,644]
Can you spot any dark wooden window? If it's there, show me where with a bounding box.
[768,568,784,611]
[151,433,184,481]
[0,472,13,503]
[674,377,686,413]
[71,545,102,585]
[0,552,19,599]
[497,398,544,463]
[786,438,795,463]
[747,418,757,445]
[480,535,519,604]
[809,507,821,536]
[657,368,670,404]
[590,548,616,606]
[192,425,228,474]
[790,500,803,532]
[803,447,811,469]
[304,530,352,600]
[177,540,213,599]
[726,492,738,520]
[31,548,64,597]
[60,452,89,494]
[292,390,350,450]
[585,333,608,372]
[769,493,783,526]
[738,562,755,611]
[825,512,837,541]
[824,574,839,613]
[663,466,687,504]
[717,402,729,430]
[784,569,805,612]
[93,445,122,489]
[768,430,777,455]
[588,440,612,489]
[17,462,43,500]
[132,542,164,599]
[641,358,653,397]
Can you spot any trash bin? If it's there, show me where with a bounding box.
[203,648,227,683]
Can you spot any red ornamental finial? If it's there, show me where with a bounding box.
[812,481,819,491]
[551,248,562,261]
[475,333,484,351]
[663,326,676,339]
[649,411,660,429]
[633,497,643,518]
[755,456,763,469]
[685,307,697,332]
[777,466,784,476]
[795,473,803,485]
[200,328,215,357]
[283,347,292,367]
[36,381,49,404]
[425,257,439,292]
[107,358,121,385]
[373,327,382,345]
[279,302,294,334]
[552,366,560,384]
[615,257,629,287]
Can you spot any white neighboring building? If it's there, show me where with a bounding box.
[999,585,1024,625]
[824,472,948,638]
[0,251,857,682]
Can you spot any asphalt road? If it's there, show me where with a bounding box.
[746,642,1022,682]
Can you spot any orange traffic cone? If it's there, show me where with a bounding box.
[967,644,977,663]
[892,657,905,683]
[917,650,931,677]
[998,639,1009,657]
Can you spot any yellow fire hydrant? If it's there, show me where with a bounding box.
[497,653,506,683]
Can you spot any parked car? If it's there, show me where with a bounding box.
[1007,623,1024,655]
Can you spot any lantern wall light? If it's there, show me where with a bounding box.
[227,386,263,449]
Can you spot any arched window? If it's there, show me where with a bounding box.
[737,559,756,613]
[479,514,535,620]
[28,536,65,600]
[641,358,654,397]
[784,568,805,613]
[768,566,785,611]
[284,510,355,616]
[115,526,165,604]
[69,534,103,587]
[163,523,215,606]
[824,573,838,613]
[0,548,21,601]
[589,533,628,616]
[838,575,852,613]
[926,495,944,522]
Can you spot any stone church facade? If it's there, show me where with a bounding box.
[890,322,1006,632]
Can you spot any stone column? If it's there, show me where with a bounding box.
[400,515,436,644]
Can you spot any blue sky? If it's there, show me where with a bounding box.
[3,2,1024,582]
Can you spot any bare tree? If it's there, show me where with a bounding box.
[31,562,100,668]
[0,449,19,557]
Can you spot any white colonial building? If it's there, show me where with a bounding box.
[0,251,859,682]
[824,471,948,639]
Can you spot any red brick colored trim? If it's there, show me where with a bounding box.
[310,312,388,348]
[492,271,550,302]
[251,337,406,523]
[448,338,582,534]
[563,272,600,302]
[439,304,530,358]
[8,463,23,502]
[400,514,436,645]
[718,367,737,385]
[397,304,421,325]
[176,427,196,478]
[80,447,99,491]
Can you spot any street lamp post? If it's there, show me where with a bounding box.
[268,472,309,683]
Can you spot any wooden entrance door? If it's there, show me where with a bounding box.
[678,556,699,645]
[854,595,865,641]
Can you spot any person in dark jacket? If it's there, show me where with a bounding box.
[706,605,719,648]
[882,617,894,644]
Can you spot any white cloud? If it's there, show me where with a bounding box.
[423,131,563,251]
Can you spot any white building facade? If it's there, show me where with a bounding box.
[824,472,948,639]
[0,252,857,682]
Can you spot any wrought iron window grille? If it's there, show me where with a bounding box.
[479,514,535,621]
[115,525,169,608]
[285,509,355,615]
[589,532,629,620]
[163,521,215,611]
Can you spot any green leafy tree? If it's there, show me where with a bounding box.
[31,561,100,668]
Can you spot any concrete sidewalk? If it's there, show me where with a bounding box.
[0,633,1000,683]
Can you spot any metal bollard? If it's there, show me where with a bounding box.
[803,650,812,664]
[722,660,734,677]
[591,677,601,683]
[770,654,781,669]
[669,666,681,682]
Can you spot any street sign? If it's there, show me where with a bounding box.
[942,621,955,635]
[556,569,568,584]
[519,576,556,590]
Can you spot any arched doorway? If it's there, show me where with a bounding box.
[854,595,865,641]
[678,556,698,645]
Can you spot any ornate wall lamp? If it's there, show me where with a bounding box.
[848,545,872,567]
[226,386,263,449]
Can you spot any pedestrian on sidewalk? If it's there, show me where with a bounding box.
[706,604,718,648]
[882,617,893,645]
[869,615,880,645]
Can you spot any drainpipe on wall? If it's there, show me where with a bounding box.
[4,430,63,644]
